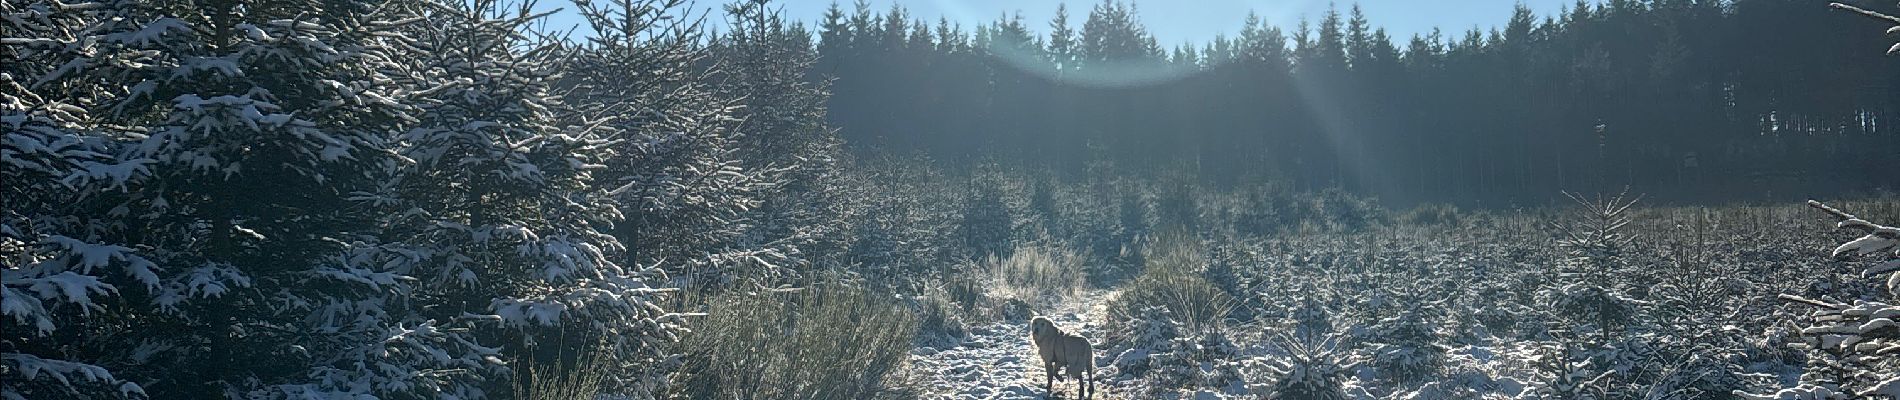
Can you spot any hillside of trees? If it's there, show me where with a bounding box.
[5,0,1899,399]
[817,0,1898,207]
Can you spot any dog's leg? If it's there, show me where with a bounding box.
[1072,368,1084,400]
[1084,367,1093,400]
[1071,369,1086,400]
[1048,360,1064,396]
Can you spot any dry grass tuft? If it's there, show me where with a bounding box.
[669,285,919,399]
[984,242,1088,308]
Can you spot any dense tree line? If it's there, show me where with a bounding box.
[817,0,1898,207]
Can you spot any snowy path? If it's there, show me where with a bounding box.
[908,290,1119,400]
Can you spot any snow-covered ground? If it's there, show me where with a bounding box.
[909,290,1120,400]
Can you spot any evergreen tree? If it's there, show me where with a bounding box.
[562,0,770,289]
[815,2,851,73]
[959,167,1016,259]
[378,0,694,396]
[1048,3,1078,70]
[1311,3,1348,71]
[713,0,848,279]
[1,0,465,396]
[1238,12,1292,72]
[1079,0,1161,65]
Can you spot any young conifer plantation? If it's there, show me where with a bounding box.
[3,0,1897,399]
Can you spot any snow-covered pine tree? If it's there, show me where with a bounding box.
[368,0,690,397]
[836,155,960,288]
[713,0,834,171]
[1546,190,1646,344]
[1261,332,1356,400]
[4,0,435,397]
[3,12,151,395]
[958,165,1016,259]
[708,0,849,281]
[558,0,775,290]
[1360,307,1448,385]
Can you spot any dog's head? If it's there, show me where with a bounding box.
[1031,316,1055,338]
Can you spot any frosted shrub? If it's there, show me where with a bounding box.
[1113,305,1182,364]
[835,160,960,288]
[1106,304,1248,395]
[1110,230,1237,338]
[1313,187,1388,231]
[1157,330,1249,394]
[1527,343,1614,400]
[914,287,970,348]
[1290,297,1336,339]
[1183,331,1247,390]
[1262,333,1357,400]
[1398,203,1463,227]
[1469,288,1526,337]
[1154,181,1202,232]
[1111,263,1236,338]
[1550,282,1644,340]
[959,175,1016,259]
[1645,349,1752,400]
[1232,186,1299,236]
[1360,310,1448,384]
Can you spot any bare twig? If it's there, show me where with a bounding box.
[1828,2,1900,25]
[1807,200,1899,239]
[1776,293,1843,309]
[1829,2,1900,53]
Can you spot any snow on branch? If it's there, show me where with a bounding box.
[1806,200,1900,259]
[1,353,144,399]
[1828,2,1900,25]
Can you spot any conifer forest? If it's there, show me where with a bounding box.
[3,0,1899,398]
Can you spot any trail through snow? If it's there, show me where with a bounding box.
[908,290,1120,400]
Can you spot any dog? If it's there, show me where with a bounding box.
[1030,316,1094,399]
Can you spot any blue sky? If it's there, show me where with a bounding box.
[537,0,1582,46]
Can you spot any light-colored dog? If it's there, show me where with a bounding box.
[1030,316,1094,399]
